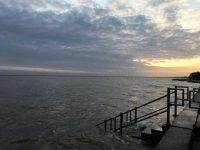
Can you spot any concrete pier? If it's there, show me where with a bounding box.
[155,91,200,150]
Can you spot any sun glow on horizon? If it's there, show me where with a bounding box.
[133,56,200,68]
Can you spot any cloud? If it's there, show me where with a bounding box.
[0,0,199,76]
[0,66,93,74]
[178,8,200,32]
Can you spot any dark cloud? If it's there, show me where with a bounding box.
[0,0,200,75]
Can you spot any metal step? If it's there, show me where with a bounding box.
[141,125,165,146]
[141,127,152,141]
[151,128,165,146]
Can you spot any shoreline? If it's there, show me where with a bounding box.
[172,78,200,83]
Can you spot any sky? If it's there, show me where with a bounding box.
[0,0,200,77]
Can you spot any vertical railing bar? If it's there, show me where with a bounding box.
[130,110,132,122]
[110,119,112,130]
[174,86,177,117]
[193,89,195,102]
[113,117,116,132]
[189,91,191,108]
[120,113,123,135]
[135,107,137,123]
[167,88,170,126]
[182,89,184,106]
[104,120,107,131]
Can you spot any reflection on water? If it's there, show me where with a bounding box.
[0,76,198,150]
[129,96,139,102]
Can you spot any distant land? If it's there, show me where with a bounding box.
[173,72,200,83]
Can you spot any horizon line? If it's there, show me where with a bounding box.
[0,74,187,78]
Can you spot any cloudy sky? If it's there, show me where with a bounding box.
[0,0,200,76]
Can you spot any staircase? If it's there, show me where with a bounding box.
[96,86,199,145]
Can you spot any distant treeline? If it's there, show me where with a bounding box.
[189,72,200,80]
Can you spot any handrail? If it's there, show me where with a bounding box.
[96,114,121,126]
[189,88,200,108]
[137,94,169,109]
[97,92,174,126]
[136,106,167,120]
[96,85,191,135]
[96,94,169,127]
[120,109,167,129]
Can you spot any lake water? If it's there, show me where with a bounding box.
[0,76,198,150]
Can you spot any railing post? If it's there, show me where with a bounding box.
[187,87,189,101]
[193,89,195,102]
[120,113,123,135]
[104,120,107,131]
[113,117,116,132]
[130,111,132,122]
[174,86,177,118]
[135,107,137,122]
[110,119,112,130]
[189,91,191,108]
[126,112,128,121]
[182,89,184,106]
[167,88,170,126]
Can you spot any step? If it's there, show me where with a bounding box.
[131,128,143,139]
[151,128,165,146]
[141,126,163,141]
[141,127,152,141]
[141,125,166,147]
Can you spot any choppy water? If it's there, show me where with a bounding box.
[0,76,199,150]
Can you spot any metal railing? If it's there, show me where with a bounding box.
[189,88,200,109]
[96,86,199,135]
